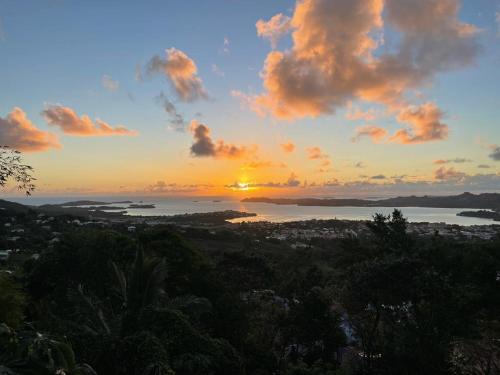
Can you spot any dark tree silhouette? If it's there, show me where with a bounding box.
[0,146,35,195]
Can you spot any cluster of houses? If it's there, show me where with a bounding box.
[267,227,362,241]
[0,211,113,268]
[238,219,500,243]
[407,222,500,240]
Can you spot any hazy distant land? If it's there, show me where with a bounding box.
[242,192,500,210]
[59,200,133,206]
[0,198,256,224]
[4,192,500,224]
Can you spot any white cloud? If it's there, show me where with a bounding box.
[211,64,225,77]
[102,75,119,92]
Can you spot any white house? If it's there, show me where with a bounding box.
[0,250,10,262]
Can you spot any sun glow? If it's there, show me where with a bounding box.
[237,182,250,191]
[227,176,259,193]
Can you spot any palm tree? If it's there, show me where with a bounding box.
[0,323,96,375]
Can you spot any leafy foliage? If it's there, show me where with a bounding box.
[0,147,35,195]
[0,275,26,329]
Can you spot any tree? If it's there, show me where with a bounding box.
[366,209,412,252]
[0,274,26,329]
[0,324,96,375]
[26,228,242,375]
[0,146,35,195]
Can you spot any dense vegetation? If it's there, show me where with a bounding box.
[1,210,499,374]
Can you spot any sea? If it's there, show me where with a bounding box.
[4,195,497,226]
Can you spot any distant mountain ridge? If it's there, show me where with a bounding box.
[242,192,500,210]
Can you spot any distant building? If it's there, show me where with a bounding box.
[127,226,136,232]
[0,250,11,262]
[291,242,309,249]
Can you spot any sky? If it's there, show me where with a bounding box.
[1,0,500,197]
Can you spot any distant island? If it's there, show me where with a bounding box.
[457,210,500,221]
[60,200,133,206]
[128,204,155,209]
[56,201,156,210]
[0,199,255,225]
[242,192,500,210]
[86,205,127,211]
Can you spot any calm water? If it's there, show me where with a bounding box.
[5,196,497,226]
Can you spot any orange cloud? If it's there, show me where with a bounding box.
[243,0,478,143]
[0,107,60,152]
[241,160,274,170]
[281,141,296,153]
[256,13,292,48]
[345,106,378,121]
[307,146,332,171]
[189,120,256,159]
[433,157,471,165]
[352,125,387,143]
[434,166,466,180]
[42,105,137,136]
[390,103,448,144]
[319,159,331,167]
[307,146,328,160]
[146,48,207,102]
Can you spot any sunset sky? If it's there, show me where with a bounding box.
[1,0,500,197]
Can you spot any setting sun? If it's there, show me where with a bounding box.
[237,182,250,191]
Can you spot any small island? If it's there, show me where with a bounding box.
[457,210,500,221]
[87,205,127,211]
[61,200,111,206]
[60,200,133,207]
[128,204,156,209]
